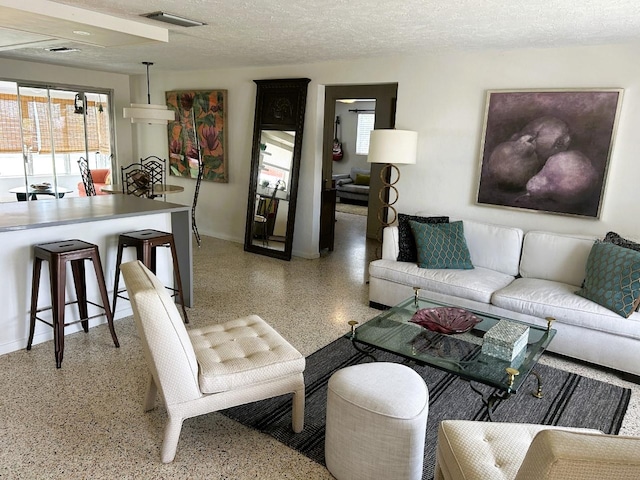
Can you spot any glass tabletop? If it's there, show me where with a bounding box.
[349,296,556,393]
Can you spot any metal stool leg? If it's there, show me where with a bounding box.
[27,257,42,350]
[111,238,126,315]
[168,240,189,323]
[49,257,66,369]
[71,258,89,333]
[90,250,119,348]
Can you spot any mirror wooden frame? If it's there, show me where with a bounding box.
[244,78,310,260]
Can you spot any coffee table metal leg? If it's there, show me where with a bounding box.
[351,341,378,362]
[347,320,378,362]
[531,370,544,398]
[467,382,512,422]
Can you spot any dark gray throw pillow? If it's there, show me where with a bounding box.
[397,214,449,262]
[604,231,640,252]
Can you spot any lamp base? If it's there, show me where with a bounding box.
[375,163,400,258]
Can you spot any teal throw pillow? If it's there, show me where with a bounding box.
[409,220,474,269]
[576,241,640,318]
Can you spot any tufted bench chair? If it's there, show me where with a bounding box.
[435,420,640,480]
[120,260,305,463]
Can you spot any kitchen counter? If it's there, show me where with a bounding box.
[0,194,189,232]
[0,195,193,356]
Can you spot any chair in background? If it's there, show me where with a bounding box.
[434,420,640,480]
[77,157,96,196]
[120,260,305,463]
[253,194,268,246]
[121,163,151,197]
[140,155,166,198]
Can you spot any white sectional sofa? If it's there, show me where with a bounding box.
[368,215,640,377]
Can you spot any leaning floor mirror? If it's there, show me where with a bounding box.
[244,78,310,260]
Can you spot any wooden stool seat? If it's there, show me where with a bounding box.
[27,239,119,368]
[112,229,188,323]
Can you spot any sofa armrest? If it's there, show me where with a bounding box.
[336,178,353,187]
[382,226,399,260]
[514,429,640,480]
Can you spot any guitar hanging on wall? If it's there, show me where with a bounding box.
[332,115,343,161]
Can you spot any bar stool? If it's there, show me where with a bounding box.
[27,239,120,368]
[112,229,189,323]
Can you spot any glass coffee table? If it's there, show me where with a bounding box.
[348,295,556,419]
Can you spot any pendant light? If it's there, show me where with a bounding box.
[123,61,175,124]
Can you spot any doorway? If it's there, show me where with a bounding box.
[319,83,397,252]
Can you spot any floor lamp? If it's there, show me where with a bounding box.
[367,129,418,257]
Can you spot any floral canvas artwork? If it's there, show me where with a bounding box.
[476,89,622,218]
[166,90,228,183]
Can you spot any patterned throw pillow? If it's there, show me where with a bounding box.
[409,220,474,269]
[604,231,640,252]
[397,214,449,262]
[576,241,640,318]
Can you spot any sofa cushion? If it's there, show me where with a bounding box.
[189,315,305,394]
[336,183,369,195]
[410,220,474,269]
[397,214,449,263]
[369,260,514,304]
[576,242,640,318]
[519,231,596,286]
[415,213,523,276]
[492,277,640,339]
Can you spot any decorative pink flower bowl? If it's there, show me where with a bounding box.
[410,307,481,334]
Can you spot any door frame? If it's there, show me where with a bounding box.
[321,83,398,242]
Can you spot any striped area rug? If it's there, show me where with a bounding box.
[221,336,631,480]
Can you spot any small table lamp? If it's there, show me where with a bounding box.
[367,129,418,254]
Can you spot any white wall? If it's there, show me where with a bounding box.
[131,44,639,258]
[5,43,639,259]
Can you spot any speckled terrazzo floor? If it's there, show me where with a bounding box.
[1,211,638,479]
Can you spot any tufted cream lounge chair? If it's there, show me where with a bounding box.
[435,420,640,480]
[120,260,305,463]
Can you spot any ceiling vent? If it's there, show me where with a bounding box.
[142,11,206,28]
[45,46,80,53]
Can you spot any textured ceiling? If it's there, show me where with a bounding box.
[1,0,640,75]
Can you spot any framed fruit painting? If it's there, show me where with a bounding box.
[476,89,623,218]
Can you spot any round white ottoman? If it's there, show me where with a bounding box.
[325,362,429,480]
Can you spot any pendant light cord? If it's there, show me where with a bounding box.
[143,61,153,105]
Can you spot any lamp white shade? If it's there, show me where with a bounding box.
[367,129,418,165]
[123,103,176,124]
